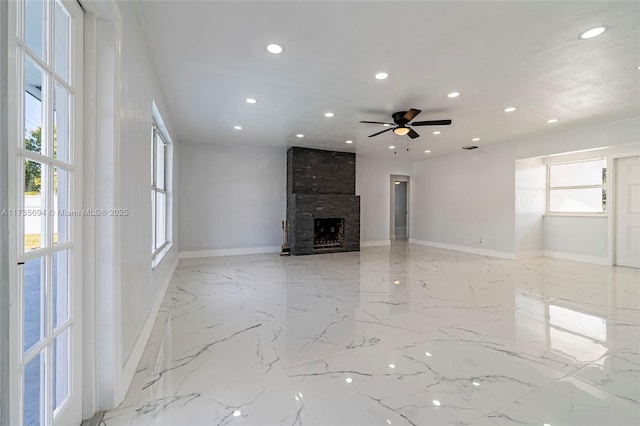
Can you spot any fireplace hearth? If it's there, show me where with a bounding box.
[314,218,345,249]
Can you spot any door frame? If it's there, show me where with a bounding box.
[1,0,11,424]
[7,0,84,424]
[609,153,640,267]
[390,175,410,241]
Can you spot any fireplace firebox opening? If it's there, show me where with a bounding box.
[314,218,345,249]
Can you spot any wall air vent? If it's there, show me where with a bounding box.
[462,145,478,150]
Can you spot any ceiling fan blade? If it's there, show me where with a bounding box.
[368,127,394,138]
[411,119,452,126]
[360,121,395,125]
[407,128,420,139]
[403,109,422,123]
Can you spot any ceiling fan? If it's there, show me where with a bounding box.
[360,109,452,139]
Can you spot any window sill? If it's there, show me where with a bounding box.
[152,242,172,269]
[543,213,607,218]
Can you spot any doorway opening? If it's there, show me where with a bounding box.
[390,175,410,240]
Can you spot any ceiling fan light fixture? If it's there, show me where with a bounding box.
[394,127,410,136]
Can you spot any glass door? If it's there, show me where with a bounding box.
[12,1,83,424]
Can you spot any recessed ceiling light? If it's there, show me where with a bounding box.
[233,411,242,417]
[504,107,517,113]
[386,421,392,425]
[266,43,283,54]
[433,131,441,135]
[234,125,242,130]
[472,381,480,386]
[424,150,431,154]
[579,26,608,40]
[245,98,257,104]
[324,112,335,118]
[547,118,559,123]
[383,124,393,127]
[472,137,480,142]
[375,72,389,80]
[393,280,401,284]
[345,377,353,383]
[388,364,396,368]
[432,400,441,406]
[389,145,395,149]
[296,134,304,138]
[448,92,460,98]
[425,352,432,357]
[294,396,299,401]
[345,140,353,144]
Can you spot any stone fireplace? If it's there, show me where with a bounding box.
[287,147,360,255]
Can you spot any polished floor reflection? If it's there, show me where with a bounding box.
[103,243,640,425]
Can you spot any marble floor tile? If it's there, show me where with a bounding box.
[104,243,640,425]
[487,376,640,426]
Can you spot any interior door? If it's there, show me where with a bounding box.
[615,155,640,268]
[395,181,408,239]
[11,0,84,424]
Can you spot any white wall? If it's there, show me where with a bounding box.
[115,1,179,372]
[412,117,640,255]
[356,155,413,244]
[412,148,516,253]
[179,143,286,253]
[544,216,608,259]
[515,157,545,254]
[179,149,411,252]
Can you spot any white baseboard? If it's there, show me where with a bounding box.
[543,250,609,265]
[409,238,516,260]
[361,240,391,247]
[180,246,281,259]
[120,252,179,402]
[516,250,544,259]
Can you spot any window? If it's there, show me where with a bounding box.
[151,121,170,259]
[547,159,607,214]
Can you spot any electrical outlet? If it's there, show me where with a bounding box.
[477,237,483,244]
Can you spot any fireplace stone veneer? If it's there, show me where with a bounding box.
[287,147,360,255]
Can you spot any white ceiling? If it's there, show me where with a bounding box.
[135,1,640,159]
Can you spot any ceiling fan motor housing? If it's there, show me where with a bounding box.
[392,111,409,124]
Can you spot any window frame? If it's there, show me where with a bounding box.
[546,158,607,217]
[151,119,170,264]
